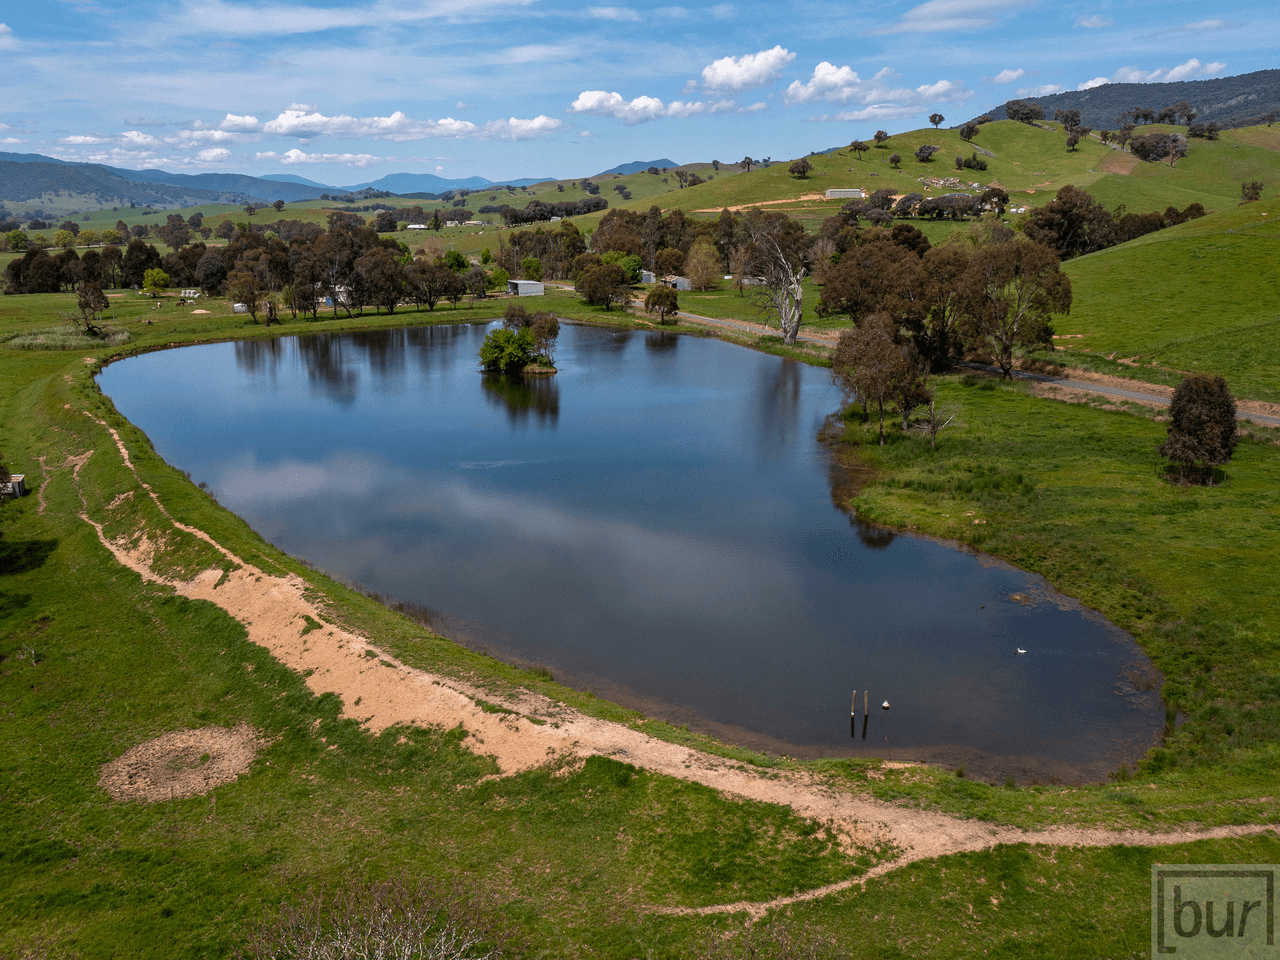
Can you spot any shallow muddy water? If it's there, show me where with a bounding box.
[99,322,1164,782]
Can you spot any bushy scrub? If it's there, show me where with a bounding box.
[478,327,535,374]
[478,305,561,373]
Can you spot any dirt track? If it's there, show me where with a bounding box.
[75,412,1278,916]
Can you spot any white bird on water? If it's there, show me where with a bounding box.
[1016,648,1027,655]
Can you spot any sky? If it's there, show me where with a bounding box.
[0,0,1271,185]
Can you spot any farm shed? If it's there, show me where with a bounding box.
[507,279,545,297]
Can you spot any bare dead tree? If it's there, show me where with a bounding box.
[741,210,808,345]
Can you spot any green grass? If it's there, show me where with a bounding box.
[844,373,1280,793]
[1057,193,1280,400]
[0,298,900,958]
[4,180,1280,957]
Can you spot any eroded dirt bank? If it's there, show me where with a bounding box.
[74,412,1278,917]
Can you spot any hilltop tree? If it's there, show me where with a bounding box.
[850,140,870,160]
[273,200,286,213]
[1241,180,1264,203]
[1066,132,1081,152]
[1006,100,1044,124]
[915,145,939,163]
[1159,374,1238,483]
[1054,108,1082,132]
[958,121,979,142]
[788,157,813,179]
[873,130,890,147]
[929,113,945,128]
[740,156,755,173]
[889,153,902,169]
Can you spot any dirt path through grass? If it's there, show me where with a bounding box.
[73,412,1279,916]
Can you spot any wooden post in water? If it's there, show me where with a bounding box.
[864,691,868,716]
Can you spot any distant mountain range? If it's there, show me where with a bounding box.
[980,68,1280,131]
[594,159,679,176]
[337,172,550,194]
[0,152,553,210]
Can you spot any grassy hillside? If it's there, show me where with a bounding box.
[1057,193,1280,400]
[3,258,1280,958]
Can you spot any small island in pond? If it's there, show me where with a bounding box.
[479,304,560,375]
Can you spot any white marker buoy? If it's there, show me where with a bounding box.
[1016,648,1027,655]
[882,700,890,710]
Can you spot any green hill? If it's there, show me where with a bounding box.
[608,119,1280,222]
[1058,194,1280,400]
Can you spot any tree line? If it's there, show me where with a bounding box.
[3,211,500,322]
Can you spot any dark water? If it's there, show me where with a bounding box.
[98,323,1164,782]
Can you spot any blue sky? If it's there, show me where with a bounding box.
[0,0,1270,184]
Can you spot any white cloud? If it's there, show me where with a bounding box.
[987,68,1024,84]
[588,6,640,20]
[699,46,795,95]
[0,23,15,50]
[871,0,1034,35]
[60,134,110,145]
[166,0,540,37]
[1183,19,1227,30]
[567,91,738,124]
[786,64,884,105]
[436,164,445,173]
[502,43,576,64]
[1111,58,1226,84]
[257,148,384,168]
[121,130,164,147]
[484,116,565,139]
[196,147,233,163]
[190,106,561,142]
[1016,84,1064,96]
[1078,76,1109,90]
[785,64,972,114]
[818,104,922,123]
[578,130,593,137]
[708,3,734,17]
[1075,14,1111,27]
[740,102,768,114]
[568,91,668,125]
[1,137,27,144]
[200,113,261,132]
